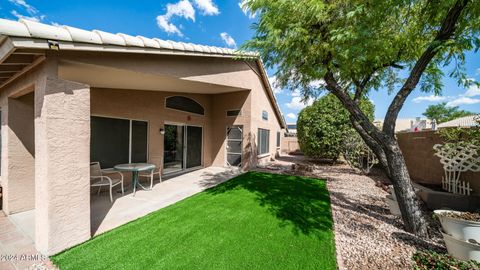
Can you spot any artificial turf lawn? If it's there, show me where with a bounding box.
[51,171,336,270]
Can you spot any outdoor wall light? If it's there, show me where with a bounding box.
[159,128,165,135]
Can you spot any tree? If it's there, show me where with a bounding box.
[423,102,473,123]
[297,94,374,161]
[243,0,480,237]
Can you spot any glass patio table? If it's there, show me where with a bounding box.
[114,163,156,196]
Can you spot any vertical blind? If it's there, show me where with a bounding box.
[91,116,148,168]
[257,128,270,155]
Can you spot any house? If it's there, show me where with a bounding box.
[373,117,434,133]
[0,19,285,255]
[286,122,297,135]
[437,115,479,129]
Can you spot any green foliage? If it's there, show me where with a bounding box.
[297,94,374,160]
[437,115,480,148]
[412,249,480,270]
[423,102,474,123]
[242,0,480,101]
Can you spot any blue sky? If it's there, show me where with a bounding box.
[1,0,479,122]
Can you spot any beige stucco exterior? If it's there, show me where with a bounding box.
[0,41,285,255]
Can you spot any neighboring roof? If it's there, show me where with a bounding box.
[0,18,256,57]
[438,115,479,128]
[0,19,285,128]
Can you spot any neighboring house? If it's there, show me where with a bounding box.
[0,19,285,255]
[286,122,297,135]
[374,117,433,133]
[437,115,479,129]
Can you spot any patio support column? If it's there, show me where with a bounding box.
[34,75,91,255]
[2,93,35,214]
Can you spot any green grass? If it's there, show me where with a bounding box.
[51,172,336,270]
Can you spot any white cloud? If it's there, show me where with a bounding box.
[476,68,480,76]
[285,96,314,110]
[286,113,297,120]
[8,0,37,15]
[268,76,282,94]
[238,1,256,19]
[220,32,236,48]
[193,0,219,15]
[412,95,447,103]
[446,97,480,107]
[291,89,301,97]
[464,85,480,97]
[10,10,42,22]
[156,0,195,36]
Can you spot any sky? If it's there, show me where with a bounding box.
[1,0,479,122]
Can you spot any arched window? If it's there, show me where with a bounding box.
[165,96,205,115]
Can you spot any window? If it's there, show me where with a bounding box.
[226,109,241,117]
[165,96,204,115]
[262,110,268,121]
[257,128,270,155]
[276,131,281,147]
[91,116,148,168]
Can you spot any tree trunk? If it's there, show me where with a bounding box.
[324,72,429,237]
[350,116,390,177]
[383,138,428,236]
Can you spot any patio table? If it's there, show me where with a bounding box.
[114,163,156,196]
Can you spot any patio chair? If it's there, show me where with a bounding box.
[139,163,162,189]
[90,162,124,202]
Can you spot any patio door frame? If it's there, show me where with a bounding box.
[226,125,243,167]
[163,121,204,176]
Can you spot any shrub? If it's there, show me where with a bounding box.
[412,250,480,270]
[297,94,374,161]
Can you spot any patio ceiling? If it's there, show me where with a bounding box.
[59,60,249,94]
[0,45,45,89]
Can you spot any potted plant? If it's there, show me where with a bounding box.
[435,210,480,262]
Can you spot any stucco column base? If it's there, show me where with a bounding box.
[35,77,91,255]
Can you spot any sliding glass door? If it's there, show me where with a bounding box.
[163,124,203,174]
[163,124,185,174]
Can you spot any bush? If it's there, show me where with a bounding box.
[297,94,374,161]
[412,250,480,270]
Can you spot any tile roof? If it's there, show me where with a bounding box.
[438,115,480,128]
[0,18,257,57]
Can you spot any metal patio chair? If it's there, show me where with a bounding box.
[90,162,124,202]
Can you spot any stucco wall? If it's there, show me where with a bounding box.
[4,93,35,213]
[249,71,283,165]
[281,137,301,154]
[91,88,255,172]
[0,62,48,215]
[35,75,91,255]
[210,91,252,169]
[397,130,480,196]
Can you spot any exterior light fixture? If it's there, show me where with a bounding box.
[47,40,60,50]
[159,128,165,135]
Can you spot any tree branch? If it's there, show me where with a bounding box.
[383,0,469,136]
[353,61,403,102]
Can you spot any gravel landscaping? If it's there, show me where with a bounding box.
[267,156,446,270]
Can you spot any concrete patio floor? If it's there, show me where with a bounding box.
[91,166,241,235]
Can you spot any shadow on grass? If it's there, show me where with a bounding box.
[202,171,333,237]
